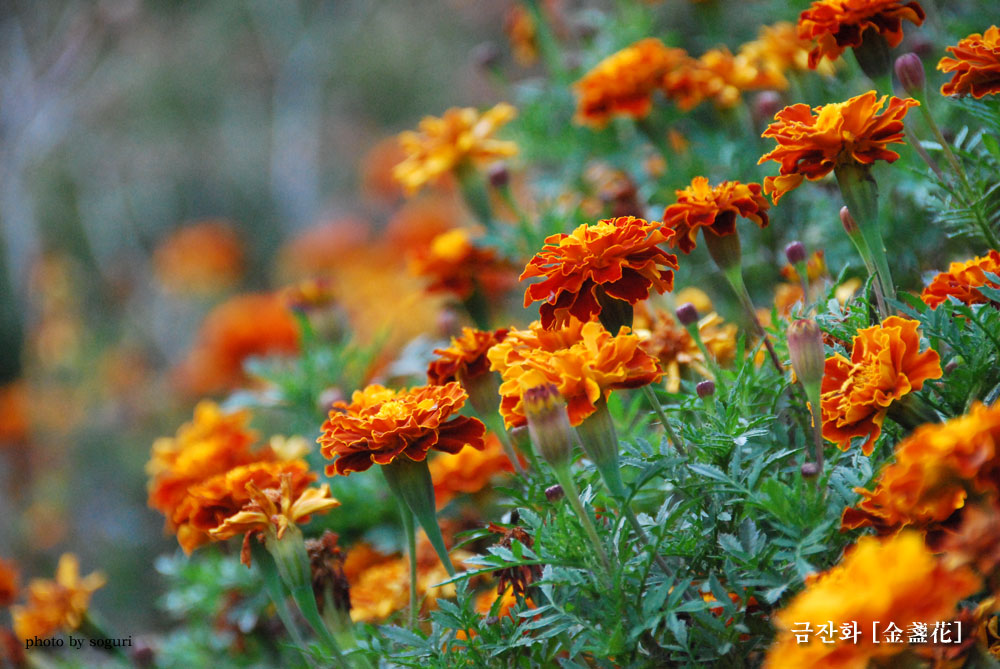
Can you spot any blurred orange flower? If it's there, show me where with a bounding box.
[0,381,29,445]
[276,217,370,282]
[318,383,486,476]
[635,306,736,392]
[758,91,918,203]
[360,136,408,204]
[488,319,663,428]
[939,26,1000,98]
[740,21,837,79]
[797,0,925,69]
[11,554,106,642]
[842,402,1000,534]
[664,48,786,111]
[0,558,18,607]
[408,228,517,301]
[176,293,300,395]
[211,473,340,566]
[427,327,508,386]
[170,459,315,553]
[153,220,245,295]
[521,216,678,329]
[573,38,686,126]
[820,316,941,454]
[504,4,538,66]
[661,177,769,254]
[147,401,264,530]
[765,532,979,668]
[393,104,518,194]
[430,433,514,507]
[780,250,827,283]
[921,249,1000,309]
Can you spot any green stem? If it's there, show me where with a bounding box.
[455,163,496,231]
[250,541,320,667]
[723,266,783,373]
[383,458,457,576]
[552,465,613,577]
[640,384,685,456]
[398,499,419,629]
[685,323,726,391]
[834,164,896,310]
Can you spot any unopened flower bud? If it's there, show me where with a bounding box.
[696,380,715,398]
[676,302,699,327]
[839,206,859,235]
[509,424,531,452]
[894,53,925,97]
[472,42,501,71]
[787,319,826,389]
[488,163,510,189]
[523,384,573,471]
[545,484,564,502]
[801,462,820,478]
[784,241,807,266]
[752,90,783,128]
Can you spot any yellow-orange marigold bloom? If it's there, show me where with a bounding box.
[661,177,770,254]
[488,319,663,428]
[0,558,18,607]
[797,0,926,69]
[842,402,1000,534]
[427,327,508,386]
[820,316,941,455]
[504,4,538,66]
[740,22,837,78]
[939,26,1000,98]
[921,250,1000,309]
[147,401,264,529]
[393,104,518,194]
[153,219,245,295]
[210,473,340,566]
[758,91,919,203]
[318,382,486,476]
[11,554,106,642]
[764,532,979,668]
[635,306,737,393]
[521,216,678,330]
[669,48,787,110]
[176,293,300,395]
[430,433,514,507]
[409,228,516,301]
[170,460,315,554]
[573,38,686,126]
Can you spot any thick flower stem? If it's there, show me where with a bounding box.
[835,163,896,313]
[803,384,825,471]
[640,384,685,456]
[464,370,526,476]
[383,458,457,577]
[398,499,419,629]
[722,265,783,373]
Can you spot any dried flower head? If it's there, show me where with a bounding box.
[487,518,540,598]
[842,402,1000,534]
[306,531,351,615]
[488,319,663,428]
[393,104,518,194]
[939,26,1000,98]
[521,216,678,330]
[573,38,686,126]
[797,0,925,68]
[821,316,941,454]
[765,532,979,668]
[758,91,919,204]
[920,250,1000,309]
[11,554,106,642]
[318,382,486,476]
[661,177,770,254]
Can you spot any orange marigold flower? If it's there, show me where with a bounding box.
[820,316,941,454]
[921,249,1000,309]
[764,532,979,668]
[147,401,263,526]
[170,460,315,554]
[797,0,926,69]
[667,48,787,111]
[504,4,538,66]
[521,216,678,330]
[740,21,837,79]
[176,293,300,395]
[661,177,770,254]
[393,104,518,194]
[636,306,737,393]
[11,554,106,642]
[408,228,517,301]
[842,402,1000,534]
[153,219,245,295]
[0,558,18,607]
[939,26,1000,98]
[210,473,340,566]
[427,327,509,386]
[318,382,486,476]
[573,38,686,126]
[780,249,827,283]
[758,91,919,203]
[488,319,663,428]
[430,433,514,507]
